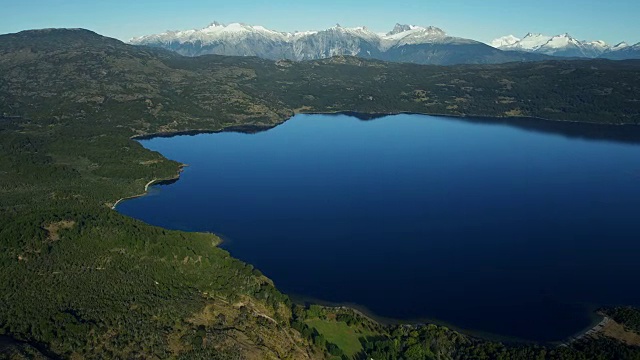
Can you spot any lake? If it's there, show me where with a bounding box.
[117,113,640,342]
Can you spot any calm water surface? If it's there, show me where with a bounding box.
[118,114,640,342]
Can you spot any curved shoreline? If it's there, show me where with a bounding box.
[113,111,635,346]
[111,165,186,210]
[561,315,609,346]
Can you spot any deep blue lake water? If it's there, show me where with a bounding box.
[117,113,640,342]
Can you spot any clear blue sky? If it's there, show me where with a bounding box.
[2,0,639,45]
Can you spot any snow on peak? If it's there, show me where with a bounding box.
[584,40,610,53]
[201,22,247,33]
[388,24,416,36]
[288,30,318,38]
[130,21,297,45]
[490,35,520,48]
[378,24,457,50]
[490,31,618,57]
[612,42,629,50]
[517,33,553,51]
[587,40,607,46]
[131,21,453,51]
[383,24,445,40]
[322,24,379,44]
[329,24,369,32]
[543,33,579,49]
[200,22,282,35]
[385,24,444,37]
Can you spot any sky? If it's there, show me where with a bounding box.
[2,0,640,45]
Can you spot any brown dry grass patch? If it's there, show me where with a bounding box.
[44,220,76,241]
[599,320,640,346]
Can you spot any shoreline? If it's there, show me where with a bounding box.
[114,111,634,347]
[111,165,187,210]
[130,123,281,141]
[560,315,610,346]
[129,109,640,143]
[128,110,640,151]
[289,294,587,345]
[302,110,639,126]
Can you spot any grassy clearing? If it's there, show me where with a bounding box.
[305,318,375,358]
[599,320,640,346]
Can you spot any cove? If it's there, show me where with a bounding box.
[117,113,640,342]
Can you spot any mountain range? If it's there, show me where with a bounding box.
[130,22,553,65]
[131,22,640,65]
[491,33,640,59]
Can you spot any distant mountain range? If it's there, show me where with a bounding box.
[130,22,640,65]
[491,33,640,59]
[130,22,553,65]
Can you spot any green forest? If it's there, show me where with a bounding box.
[1,28,640,359]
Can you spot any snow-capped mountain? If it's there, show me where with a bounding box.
[504,33,554,52]
[381,24,452,48]
[611,42,630,51]
[130,22,550,65]
[584,40,609,54]
[539,33,604,57]
[491,32,640,59]
[130,22,456,59]
[493,32,609,57]
[130,22,296,58]
[490,35,520,48]
[289,24,383,60]
[601,42,640,60]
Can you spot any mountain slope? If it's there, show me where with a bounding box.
[130,22,552,65]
